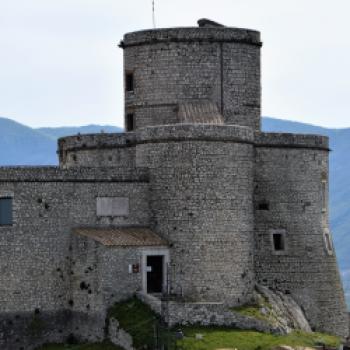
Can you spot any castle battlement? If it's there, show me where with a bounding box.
[0,19,348,349]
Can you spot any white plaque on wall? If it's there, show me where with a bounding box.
[96,197,129,217]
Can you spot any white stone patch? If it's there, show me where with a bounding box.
[96,197,129,217]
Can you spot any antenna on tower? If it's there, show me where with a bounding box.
[152,0,156,28]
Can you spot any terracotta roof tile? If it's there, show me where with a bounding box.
[177,100,224,125]
[73,227,168,247]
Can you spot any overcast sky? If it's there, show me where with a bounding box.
[0,0,350,128]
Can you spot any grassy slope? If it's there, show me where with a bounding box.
[179,328,340,350]
[37,341,121,350]
[37,298,340,350]
[106,299,340,350]
[108,297,159,349]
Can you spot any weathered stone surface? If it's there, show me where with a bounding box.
[122,26,261,131]
[140,286,311,335]
[0,19,348,349]
[254,285,311,333]
[254,142,348,337]
[109,318,134,350]
[163,300,281,334]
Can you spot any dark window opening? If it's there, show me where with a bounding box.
[147,255,163,294]
[126,114,134,132]
[258,201,269,210]
[0,198,13,226]
[273,233,285,251]
[125,72,134,92]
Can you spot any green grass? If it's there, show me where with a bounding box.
[178,328,340,350]
[231,293,285,328]
[37,298,341,350]
[36,340,121,350]
[231,304,270,323]
[108,296,159,349]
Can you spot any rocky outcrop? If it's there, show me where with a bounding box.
[254,285,312,333]
[147,285,312,335]
[108,318,134,350]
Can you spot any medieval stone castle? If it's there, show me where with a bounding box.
[0,19,348,349]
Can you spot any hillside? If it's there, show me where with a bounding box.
[0,117,122,165]
[37,125,122,139]
[0,117,57,165]
[0,116,348,306]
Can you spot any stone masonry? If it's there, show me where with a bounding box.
[0,19,348,349]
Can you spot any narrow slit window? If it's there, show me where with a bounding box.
[126,113,134,132]
[0,198,13,226]
[126,72,134,92]
[321,180,327,212]
[273,233,285,251]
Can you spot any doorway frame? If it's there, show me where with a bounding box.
[141,248,169,294]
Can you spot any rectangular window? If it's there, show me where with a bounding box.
[273,233,285,251]
[258,201,269,210]
[126,113,134,131]
[125,72,134,92]
[0,198,13,226]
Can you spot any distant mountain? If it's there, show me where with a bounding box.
[0,116,348,306]
[38,125,122,139]
[0,117,122,165]
[0,117,57,165]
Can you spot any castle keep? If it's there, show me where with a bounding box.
[0,20,348,349]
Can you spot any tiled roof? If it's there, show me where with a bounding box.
[73,227,168,247]
[177,100,224,125]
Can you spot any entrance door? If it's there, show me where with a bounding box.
[146,255,163,294]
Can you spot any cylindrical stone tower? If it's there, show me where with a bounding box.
[136,124,255,305]
[120,22,262,131]
[254,133,349,338]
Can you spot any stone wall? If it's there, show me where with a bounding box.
[58,133,137,169]
[136,124,255,305]
[0,166,150,348]
[69,234,145,342]
[122,26,261,130]
[254,133,349,338]
[163,300,278,333]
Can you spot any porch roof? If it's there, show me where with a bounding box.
[73,227,168,247]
